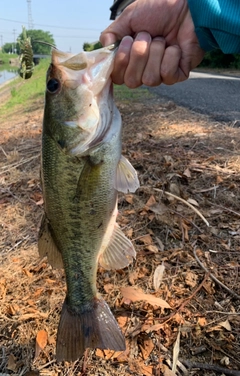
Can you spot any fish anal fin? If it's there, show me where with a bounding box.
[56,298,126,362]
[99,224,136,270]
[38,214,63,269]
[115,155,140,193]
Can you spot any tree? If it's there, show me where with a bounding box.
[83,41,102,51]
[2,42,16,53]
[17,29,55,55]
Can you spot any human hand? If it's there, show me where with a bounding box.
[100,0,205,87]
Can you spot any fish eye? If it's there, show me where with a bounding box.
[47,78,60,93]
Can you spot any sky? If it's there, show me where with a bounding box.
[0,0,114,53]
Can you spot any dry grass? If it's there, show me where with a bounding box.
[0,88,240,376]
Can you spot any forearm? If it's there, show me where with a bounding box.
[188,0,240,53]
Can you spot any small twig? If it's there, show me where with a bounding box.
[5,236,30,254]
[38,359,56,370]
[0,154,40,175]
[0,146,8,158]
[156,273,209,323]
[194,185,219,193]
[181,359,240,376]
[214,204,240,218]
[0,347,6,371]
[154,188,209,227]
[206,311,240,315]
[169,208,204,233]
[193,247,240,300]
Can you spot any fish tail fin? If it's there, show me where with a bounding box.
[56,298,126,362]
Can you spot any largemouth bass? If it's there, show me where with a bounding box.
[38,44,139,362]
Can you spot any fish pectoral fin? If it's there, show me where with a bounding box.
[99,224,136,270]
[56,298,126,362]
[38,214,63,269]
[115,155,140,193]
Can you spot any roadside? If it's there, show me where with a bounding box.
[0,73,240,375]
[149,70,240,123]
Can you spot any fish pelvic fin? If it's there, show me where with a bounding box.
[38,214,63,269]
[115,155,140,193]
[56,298,126,362]
[99,224,136,270]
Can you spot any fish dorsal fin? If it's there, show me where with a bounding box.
[115,155,140,194]
[98,224,136,270]
[38,214,63,269]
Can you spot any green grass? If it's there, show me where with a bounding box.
[114,84,154,102]
[0,52,18,64]
[0,57,153,117]
[0,58,50,115]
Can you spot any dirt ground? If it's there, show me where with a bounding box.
[0,86,240,376]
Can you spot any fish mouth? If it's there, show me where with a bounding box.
[51,45,118,156]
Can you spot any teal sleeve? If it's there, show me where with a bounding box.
[187,0,240,53]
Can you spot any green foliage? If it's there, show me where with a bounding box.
[0,52,18,64]
[83,41,102,51]
[2,43,17,54]
[17,29,55,55]
[0,58,50,115]
[200,50,240,69]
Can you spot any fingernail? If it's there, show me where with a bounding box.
[120,36,134,49]
[153,37,165,42]
[100,33,117,46]
[135,32,152,43]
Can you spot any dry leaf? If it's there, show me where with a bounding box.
[187,198,199,206]
[121,287,171,309]
[185,271,198,288]
[198,317,207,327]
[7,354,17,372]
[216,175,223,184]
[206,320,231,332]
[96,349,105,358]
[126,228,133,238]
[103,283,114,293]
[34,330,48,359]
[155,236,164,251]
[145,244,158,253]
[139,234,153,245]
[219,319,232,331]
[129,361,153,376]
[172,331,181,373]
[125,194,134,204]
[153,263,165,291]
[129,269,139,285]
[183,168,191,178]
[36,198,44,206]
[162,364,177,376]
[144,323,164,333]
[139,336,154,360]
[145,195,156,208]
[117,315,128,329]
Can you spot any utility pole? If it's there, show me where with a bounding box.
[0,35,3,49]
[27,0,34,30]
[13,29,16,53]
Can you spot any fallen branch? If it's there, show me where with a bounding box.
[181,359,240,376]
[154,188,209,227]
[193,247,240,300]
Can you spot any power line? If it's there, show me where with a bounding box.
[0,17,102,31]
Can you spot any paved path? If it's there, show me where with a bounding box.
[149,71,240,123]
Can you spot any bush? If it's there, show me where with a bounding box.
[200,50,240,69]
